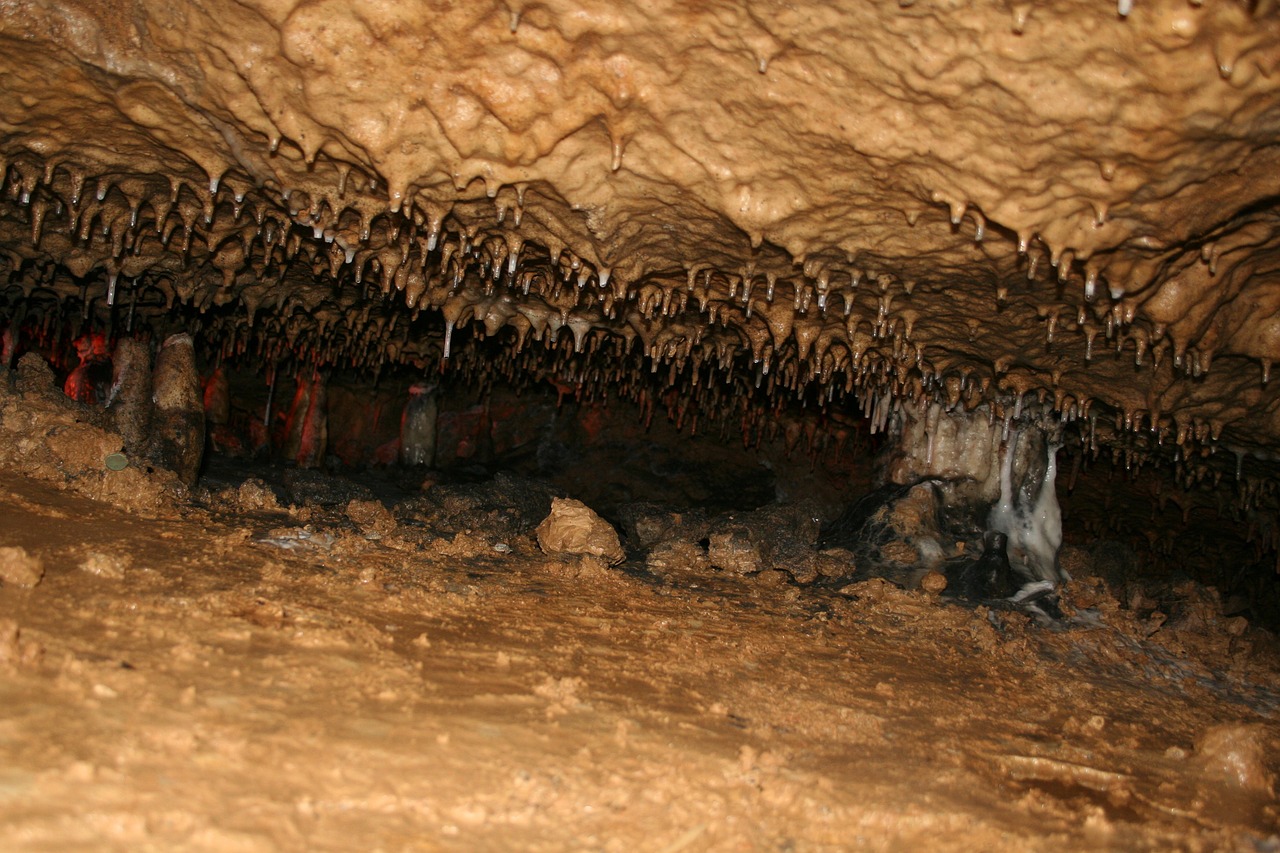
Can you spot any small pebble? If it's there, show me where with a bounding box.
[919,570,947,594]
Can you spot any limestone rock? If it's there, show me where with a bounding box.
[107,338,153,458]
[617,502,684,549]
[233,479,281,512]
[400,382,439,467]
[14,353,54,395]
[346,499,396,538]
[0,546,44,587]
[1194,724,1274,791]
[536,498,624,566]
[148,333,205,487]
[919,570,948,595]
[645,540,710,578]
[0,618,43,670]
[79,551,129,580]
[707,527,763,575]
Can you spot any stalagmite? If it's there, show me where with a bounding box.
[0,325,15,370]
[148,333,204,486]
[203,365,230,427]
[988,426,1065,587]
[295,371,328,468]
[865,401,1068,599]
[280,374,313,463]
[107,337,153,458]
[400,381,439,467]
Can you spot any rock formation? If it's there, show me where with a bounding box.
[0,1,1278,576]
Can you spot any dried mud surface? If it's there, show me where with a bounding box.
[1,456,1278,851]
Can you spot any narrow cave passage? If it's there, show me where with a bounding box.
[2,0,1280,847]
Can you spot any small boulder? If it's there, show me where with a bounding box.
[919,569,948,595]
[0,546,44,587]
[707,526,762,575]
[536,498,624,565]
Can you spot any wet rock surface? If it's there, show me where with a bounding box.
[2,0,1280,456]
[1,3,1279,843]
[0,354,178,512]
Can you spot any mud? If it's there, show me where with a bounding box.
[1,409,1278,850]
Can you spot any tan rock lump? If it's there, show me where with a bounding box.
[536,498,625,565]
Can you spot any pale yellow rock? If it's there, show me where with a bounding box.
[536,498,624,566]
[0,546,44,587]
[79,552,128,580]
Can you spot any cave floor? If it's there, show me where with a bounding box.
[0,469,1277,852]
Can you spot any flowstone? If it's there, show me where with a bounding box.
[822,402,1066,605]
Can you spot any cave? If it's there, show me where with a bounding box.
[1,1,1278,848]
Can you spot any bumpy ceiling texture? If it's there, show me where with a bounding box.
[2,0,1280,459]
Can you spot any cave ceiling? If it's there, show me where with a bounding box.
[2,0,1280,464]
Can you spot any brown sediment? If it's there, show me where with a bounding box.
[0,450,1277,850]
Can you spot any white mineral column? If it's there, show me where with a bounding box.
[888,401,1066,586]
